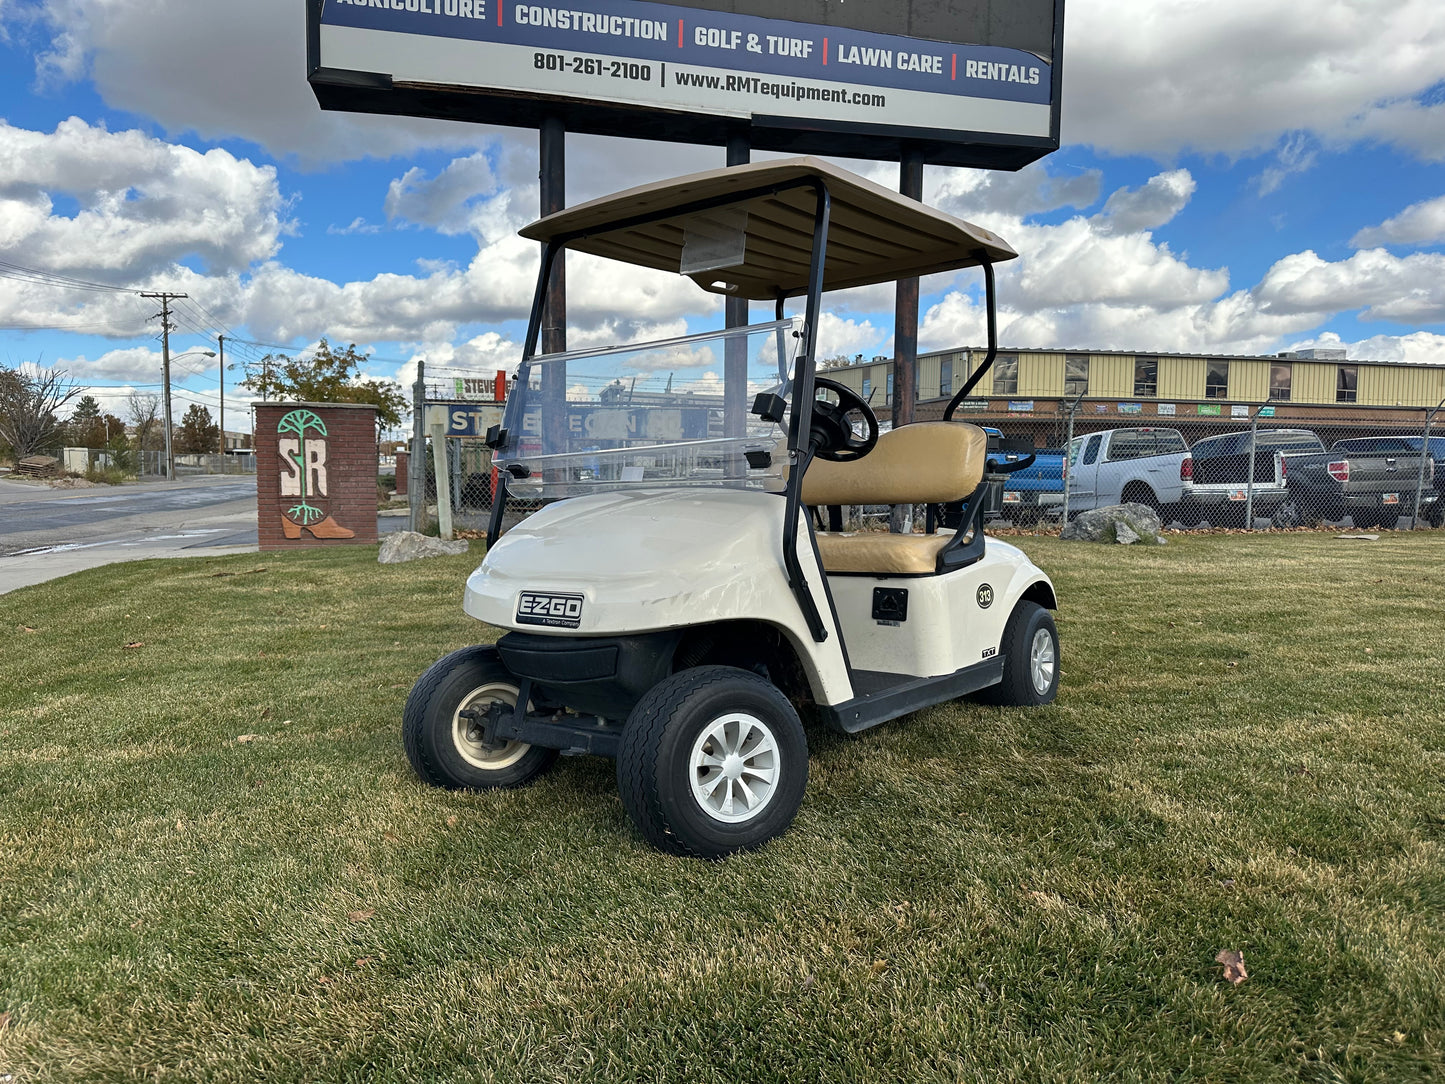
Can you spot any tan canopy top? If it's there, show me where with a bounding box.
[518,156,1017,301]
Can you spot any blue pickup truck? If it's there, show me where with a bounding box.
[986,447,1068,526]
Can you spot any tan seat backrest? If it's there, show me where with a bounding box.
[800,422,988,507]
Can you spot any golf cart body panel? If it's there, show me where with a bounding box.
[464,487,854,704]
[824,539,1051,679]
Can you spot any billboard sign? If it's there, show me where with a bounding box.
[307,0,1063,169]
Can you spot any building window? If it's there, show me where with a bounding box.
[1205,359,1229,399]
[886,371,894,405]
[1133,357,1158,398]
[939,358,953,397]
[1336,365,1357,403]
[993,354,1018,396]
[1269,363,1292,401]
[1064,354,1089,397]
[861,377,872,402]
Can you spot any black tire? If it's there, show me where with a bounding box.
[1177,502,1204,528]
[616,666,808,859]
[1120,484,1160,515]
[1427,500,1444,529]
[974,601,1059,707]
[403,645,558,791]
[1352,510,1379,529]
[1376,510,1400,530]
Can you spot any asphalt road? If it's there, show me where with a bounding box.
[0,475,261,594]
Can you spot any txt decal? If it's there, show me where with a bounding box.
[278,409,354,540]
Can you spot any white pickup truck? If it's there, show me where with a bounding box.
[1066,427,1191,518]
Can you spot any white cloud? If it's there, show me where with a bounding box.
[5,0,484,163]
[1093,170,1196,234]
[385,152,501,236]
[0,118,290,279]
[1066,0,1445,161]
[327,217,381,236]
[1254,247,1445,322]
[1351,194,1445,248]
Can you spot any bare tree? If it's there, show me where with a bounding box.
[128,391,163,451]
[0,363,82,460]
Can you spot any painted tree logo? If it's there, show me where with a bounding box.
[275,408,353,541]
[279,409,328,525]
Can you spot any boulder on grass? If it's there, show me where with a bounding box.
[1060,503,1167,545]
[379,531,470,564]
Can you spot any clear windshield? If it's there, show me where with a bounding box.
[495,318,802,499]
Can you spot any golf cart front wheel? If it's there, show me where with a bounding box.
[617,666,808,859]
[403,645,558,791]
[976,601,1059,707]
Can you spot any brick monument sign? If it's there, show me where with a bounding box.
[254,402,378,550]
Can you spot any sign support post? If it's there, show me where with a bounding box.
[890,149,924,534]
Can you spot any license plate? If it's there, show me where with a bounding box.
[1383,493,1399,504]
[516,591,585,629]
[1229,489,1246,501]
[1003,491,1022,503]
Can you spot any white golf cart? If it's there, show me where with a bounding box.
[404,158,1058,858]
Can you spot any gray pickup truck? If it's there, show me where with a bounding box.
[1282,436,1435,529]
[1180,429,1323,527]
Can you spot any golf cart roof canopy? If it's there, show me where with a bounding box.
[518,157,1018,301]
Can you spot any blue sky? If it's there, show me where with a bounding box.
[2,0,1444,437]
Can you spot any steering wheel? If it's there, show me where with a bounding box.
[809,378,879,462]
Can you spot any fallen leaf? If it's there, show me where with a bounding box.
[383,832,399,843]
[1225,661,1238,668]
[260,708,273,719]
[355,957,374,968]
[175,819,183,830]
[21,626,37,633]
[0,1010,11,1029]
[124,641,144,650]
[870,960,889,974]
[1393,1031,1407,1043]
[348,908,376,923]
[1216,948,1248,985]
[316,975,332,985]
[236,734,259,744]
[446,815,458,827]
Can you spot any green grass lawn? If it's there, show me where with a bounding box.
[2,533,1443,1082]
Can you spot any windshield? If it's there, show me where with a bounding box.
[495,318,803,499]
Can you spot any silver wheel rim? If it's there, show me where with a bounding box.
[689,713,780,824]
[1029,628,1057,695]
[451,681,530,770]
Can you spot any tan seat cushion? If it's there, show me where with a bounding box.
[800,422,987,506]
[815,530,955,575]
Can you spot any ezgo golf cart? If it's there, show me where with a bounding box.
[404,158,1058,858]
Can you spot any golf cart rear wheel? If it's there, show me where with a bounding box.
[975,601,1059,707]
[403,645,558,791]
[617,666,808,859]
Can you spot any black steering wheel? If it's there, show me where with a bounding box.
[809,377,879,462]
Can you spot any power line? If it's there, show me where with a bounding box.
[0,259,136,294]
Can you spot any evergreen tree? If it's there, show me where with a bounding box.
[176,404,220,454]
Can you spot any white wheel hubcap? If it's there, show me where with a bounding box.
[689,713,780,824]
[452,681,530,770]
[1030,628,1057,695]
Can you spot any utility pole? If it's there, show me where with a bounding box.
[141,291,187,481]
[217,334,226,459]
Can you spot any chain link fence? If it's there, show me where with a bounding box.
[430,405,1443,536]
[138,451,257,478]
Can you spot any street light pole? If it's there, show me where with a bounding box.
[154,348,215,480]
[217,335,226,459]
